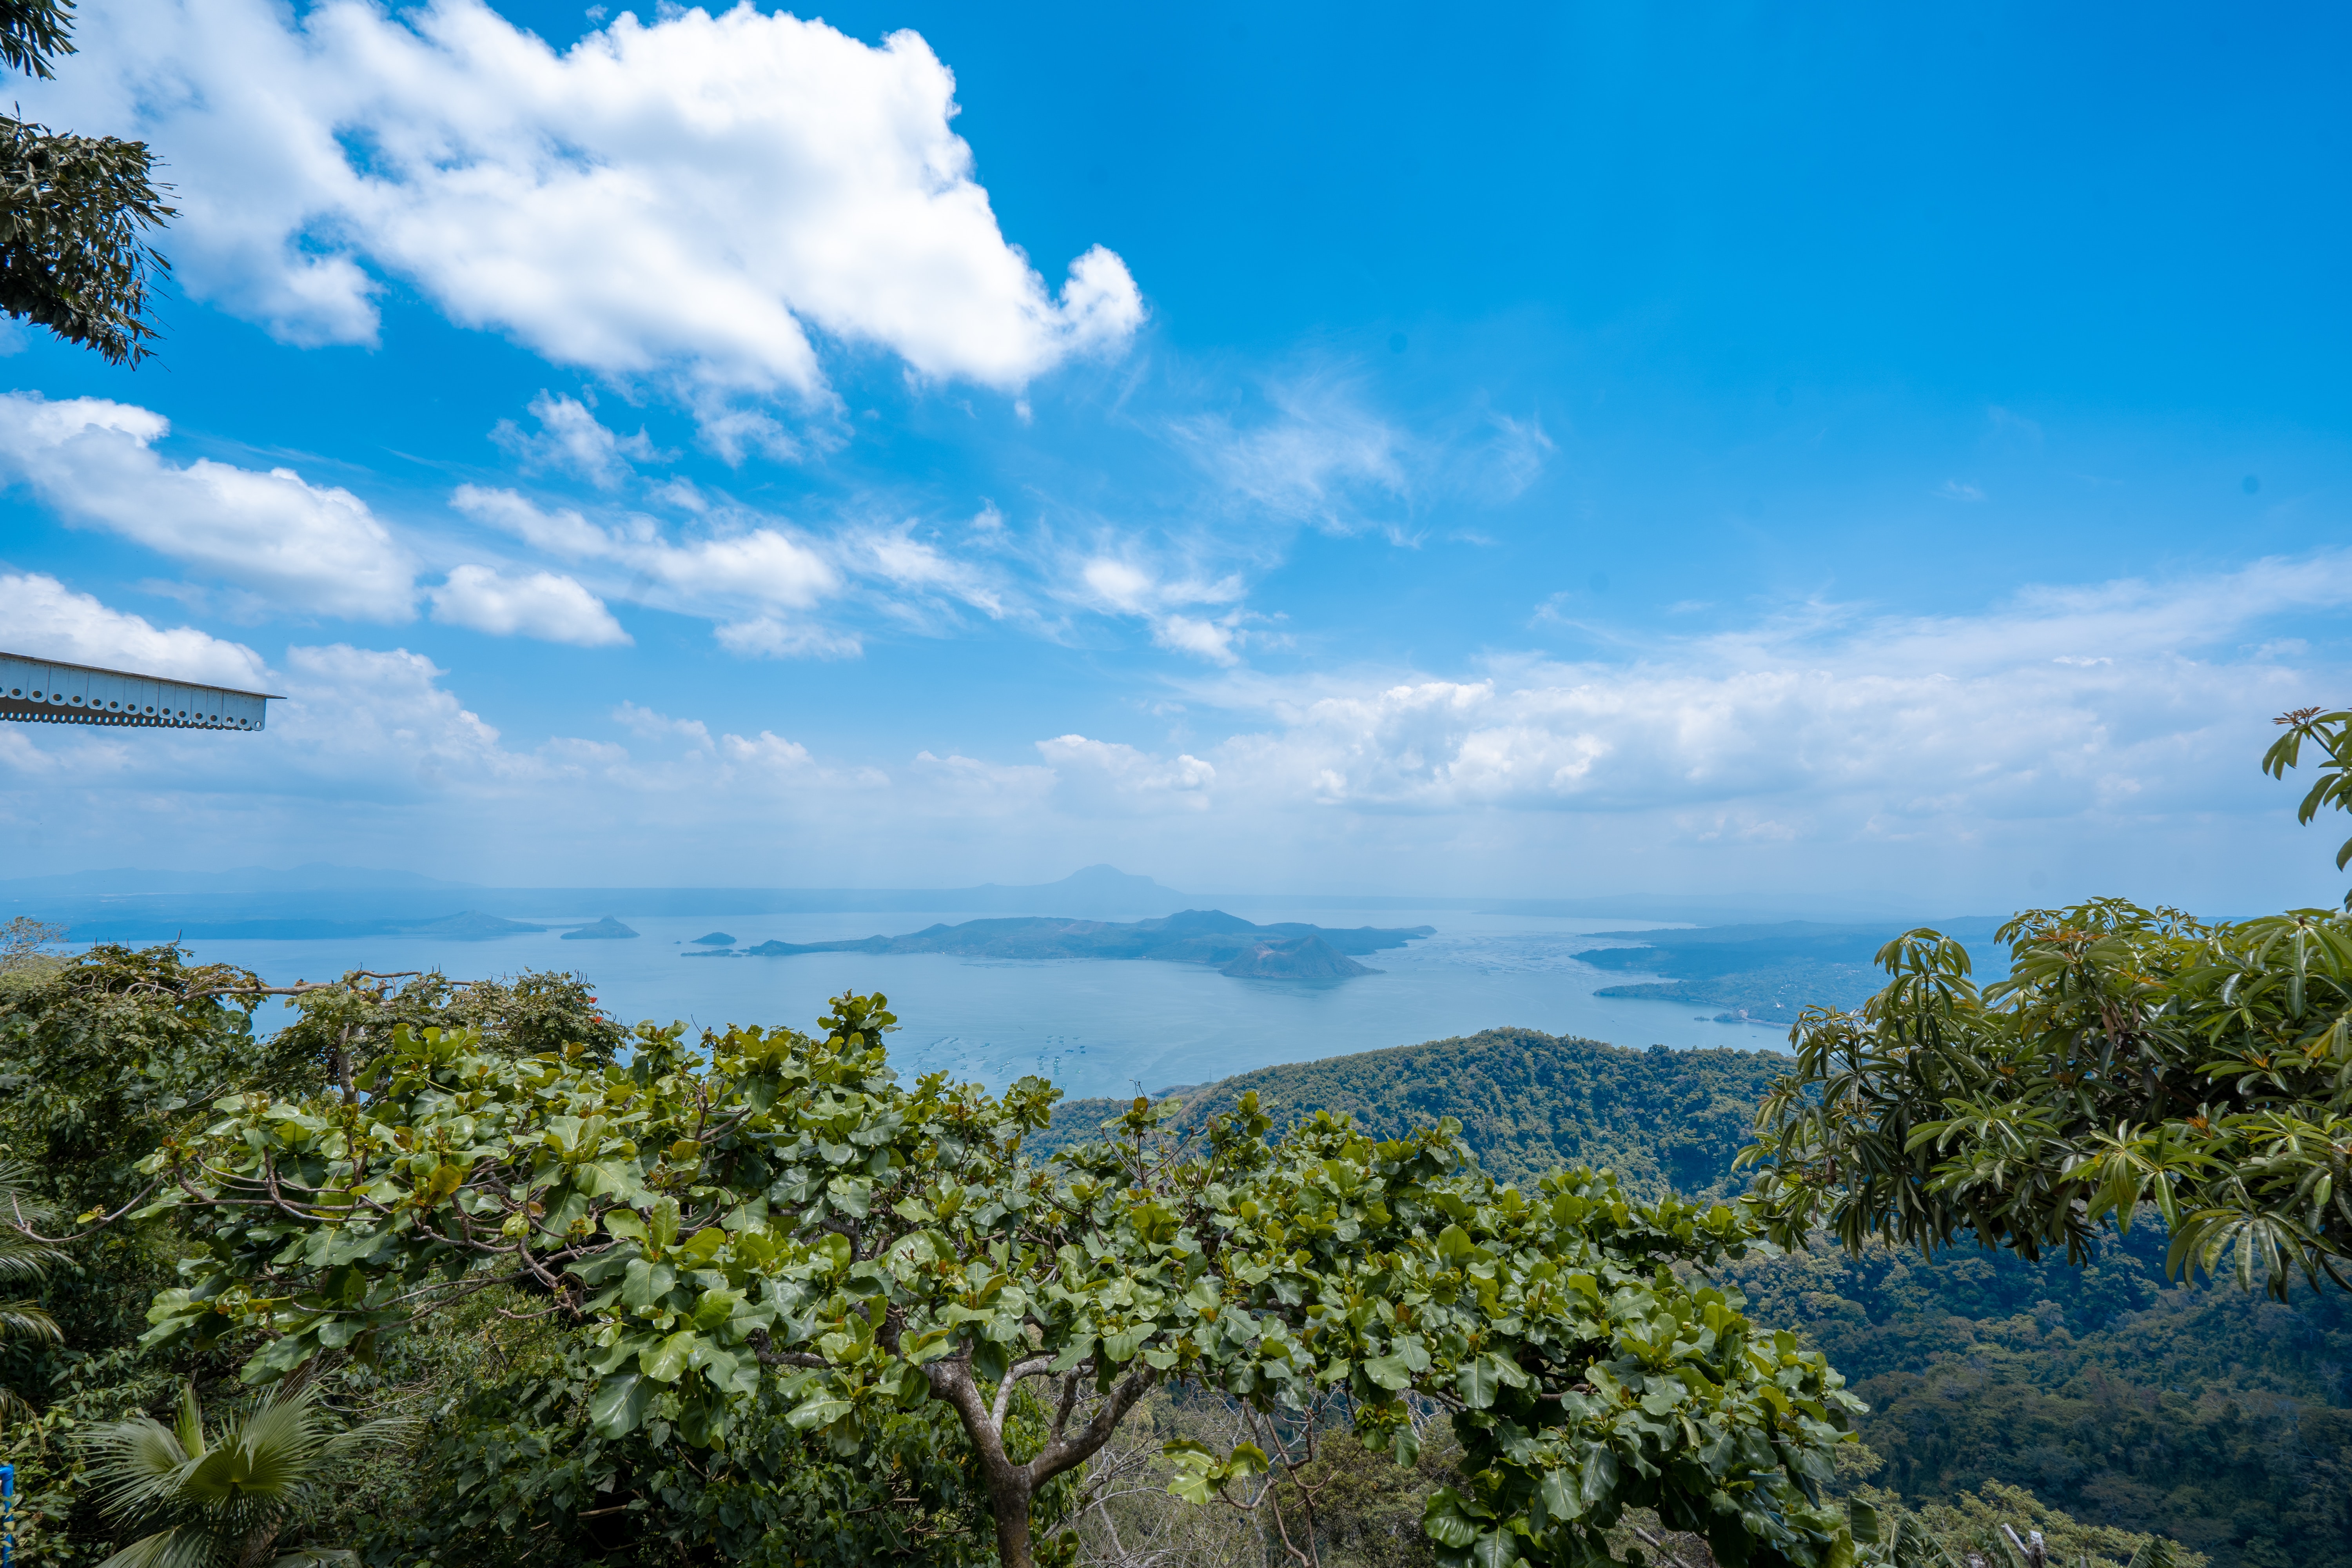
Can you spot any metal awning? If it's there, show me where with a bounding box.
[0,651,280,731]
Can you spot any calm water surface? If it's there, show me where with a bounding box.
[156,908,1786,1098]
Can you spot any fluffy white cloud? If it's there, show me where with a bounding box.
[0,394,416,621]
[29,0,1143,430]
[1036,734,1216,813]
[491,393,661,488]
[428,565,630,646]
[0,572,270,687]
[1071,553,1249,664]
[1151,613,1243,666]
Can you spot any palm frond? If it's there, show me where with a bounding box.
[0,1296,61,1341]
[93,1523,229,1568]
[77,1378,395,1567]
[82,1406,201,1520]
[0,1158,67,1281]
[0,1229,68,1281]
[174,1380,205,1460]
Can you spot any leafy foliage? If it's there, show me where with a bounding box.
[0,1158,67,1428]
[361,1332,1049,1567]
[2264,708,2352,885]
[1745,710,2352,1296]
[136,993,1866,1568]
[1742,899,2352,1295]
[0,949,635,1565]
[0,0,173,364]
[0,0,71,77]
[0,116,174,362]
[1040,1026,1789,1200]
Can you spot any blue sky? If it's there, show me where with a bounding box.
[2,0,2348,910]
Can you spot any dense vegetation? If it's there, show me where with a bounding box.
[4,941,1871,1568]
[1043,1021,2352,1568]
[1038,1027,1790,1200]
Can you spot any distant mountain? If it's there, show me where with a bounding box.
[561,917,639,941]
[728,909,1429,977]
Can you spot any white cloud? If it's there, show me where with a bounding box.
[31,0,1144,434]
[454,485,837,613]
[8,554,2341,907]
[0,393,416,621]
[713,616,862,661]
[428,565,630,646]
[0,572,270,687]
[613,700,710,750]
[272,643,516,781]
[1182,552,2352,825]
[1036,733,1216,813]
[490,392,661,488]
[1067,552,1250,664]
[1151,613,1242,666]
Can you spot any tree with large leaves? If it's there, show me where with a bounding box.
[1744,708,2352,1295]
[135,994,1866,1568]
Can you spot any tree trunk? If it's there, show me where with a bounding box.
[990,1473,1038,1568]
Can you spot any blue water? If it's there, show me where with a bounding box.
[153,908,1787,1099]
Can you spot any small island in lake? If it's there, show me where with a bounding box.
[689,931,736,946]
[691,908,1428,981]
[561,916,640,940]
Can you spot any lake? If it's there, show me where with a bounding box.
[156,907,1788,1098]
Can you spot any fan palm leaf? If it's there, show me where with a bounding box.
[79,1380,412,1568]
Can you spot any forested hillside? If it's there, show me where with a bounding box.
[1036,1025,1789,1198]
[1042,1027,2352,1568]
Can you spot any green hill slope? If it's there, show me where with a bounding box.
[1038,1027,2352,1568]
[1035,1025,1790,1200]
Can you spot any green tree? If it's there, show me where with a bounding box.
[0,1159,66,1430]
[0,951,632,1564]
[0,0,176,364]
[1743,710,2352,1294]
[137,995,1867,1568]
[80,1378,408,1568]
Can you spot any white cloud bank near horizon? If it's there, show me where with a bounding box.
[3,556,2346,910]
[21,0,1143,448]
